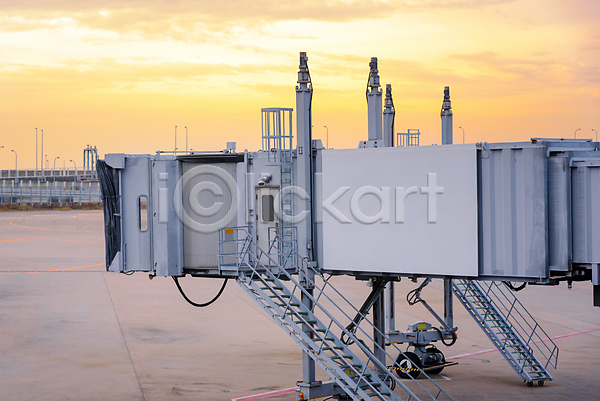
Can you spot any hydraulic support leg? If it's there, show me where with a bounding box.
[385,281,395,332]
[444,278,454,329]
[373,290,387,377]
[301,269,316,384]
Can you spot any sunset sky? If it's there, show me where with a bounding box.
[1,0,598,170]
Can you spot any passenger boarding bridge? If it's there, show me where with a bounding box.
[98,53,599,401]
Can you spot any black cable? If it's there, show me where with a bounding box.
[406,278,431,306]
[172,276,228,308]
[504,281,526,292]
[433,326,457,347]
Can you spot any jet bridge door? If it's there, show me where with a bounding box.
[256,186,279,264]
[120,156,152,272]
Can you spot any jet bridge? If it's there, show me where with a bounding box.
[98,52,599,401]
[99,138,600,286]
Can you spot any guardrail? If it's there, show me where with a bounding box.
[0,182,101,205]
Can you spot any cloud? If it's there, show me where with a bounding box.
[0,0,517,39]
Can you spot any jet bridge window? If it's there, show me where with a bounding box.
[138,195,148,231]
[262,195,275,222]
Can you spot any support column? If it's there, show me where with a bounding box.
[444,278,454,328]
[296,51,316,387]
[301,275,316,384]
[384,281,395,332]
[373,283,386,377]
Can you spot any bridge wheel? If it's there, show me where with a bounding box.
[424,348,446,375]
[394,352,421,379]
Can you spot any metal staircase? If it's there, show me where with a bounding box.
[452,279,558,385]
[220,227,454,401]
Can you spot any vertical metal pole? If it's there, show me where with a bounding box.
[35,128,38,177]
[41,130,44,178]
[373,285,386,377]
[384,281,395,333]
[301,277,316,384]
[296,52,316,386]
[444,278,454,329]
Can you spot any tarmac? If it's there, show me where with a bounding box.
[0,210,599,401]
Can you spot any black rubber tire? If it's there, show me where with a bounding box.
[394,351,422,379]
[538,381,545,387]
[424,348,445,375]
[527,381,534,387]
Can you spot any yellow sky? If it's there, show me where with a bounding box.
[0,0,598,170]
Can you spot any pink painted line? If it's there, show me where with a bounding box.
[447,327,600,361]
[231,387,298,401]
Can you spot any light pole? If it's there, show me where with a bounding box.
[41,129,44,178]
[185,126,188,154]
[70,160,77,182]
[459,126,465,144]
[324,126,329,149]
[574,128,580,139]
[174,125,177,155]
[45,155,48,170]
[11,150,17,184]
[592,129,598,142]
[53,157,60,181]
[35,128,38,176]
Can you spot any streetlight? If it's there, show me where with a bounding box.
[45,155,48,170]
[11,149,17,184]
[41,129,44,177]
[185,126,188,154]
[35,128,38,176]
[459,126,465,144]
[574,128,580,139]
[53,157,60,181]
[324,126,329,149]
[69,160,77,182]
[592,129,598,142]
[174,125,177,155]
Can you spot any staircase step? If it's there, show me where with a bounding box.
[359,382,381,390]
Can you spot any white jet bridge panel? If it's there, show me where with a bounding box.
[320,145,479,276]
[478,143,548,279]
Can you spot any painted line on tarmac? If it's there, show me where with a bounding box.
[9,220,76,232]
[447,327,600,360]
[30,237,104,246]
[0,262,105,275]
[0,236,103,246]
[231,387,298,401]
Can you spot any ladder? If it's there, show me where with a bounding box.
[224,227,454,401]
[452,280,558,385]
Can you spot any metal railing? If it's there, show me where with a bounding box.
[0,182,102,205]
[476,281,559,370]
[221,226,454,401]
